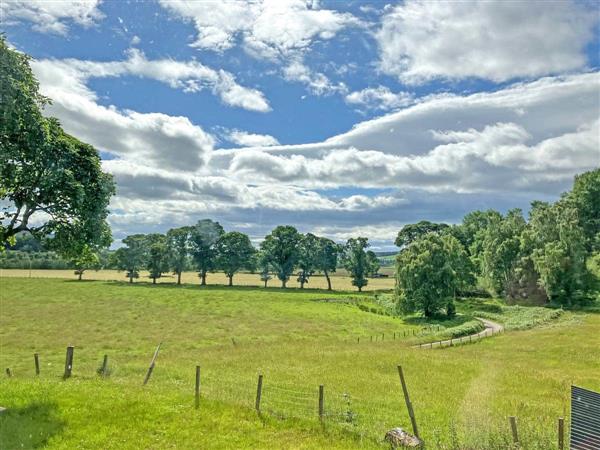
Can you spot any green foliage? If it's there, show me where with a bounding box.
[71,246,100,281]
[260,225,301,288]
[145,234,169,284]
[394,220,449,249]
[564,168,600,251]
[296,233,320,288]
[166,227,191,285]
[0,38,115,256]
[342,237,369,292]
[215,231,255,286]
[313,237,341,290]
[365,250,380,277]
[396,233,472,317]
[113,234,147,283]
[189,219,225,286]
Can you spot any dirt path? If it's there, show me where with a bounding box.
[414,318,504,349]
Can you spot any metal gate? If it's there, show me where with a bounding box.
[571,385,600,450]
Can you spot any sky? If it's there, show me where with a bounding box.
[2,0,600,250]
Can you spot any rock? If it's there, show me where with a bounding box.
[384,428,423,448]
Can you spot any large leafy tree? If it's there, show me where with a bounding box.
[166,226,191,285]
[215,231,255,286]
[479,209,526,295]
[71,245,100,281]
[255,250,272,288]
[113,234,147,283]
[394,221,449,249]
[145,234,169,284]
[296,233,320,289]
[0,37,115,255]
[396,233,472,317]
[260,225,301,288]
[314,237,341,291]
[342,237,369,292]
[189,219,224,286]
[563,168,600,251]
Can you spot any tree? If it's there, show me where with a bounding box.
[479,209,526,295]
[260,226,301,288]
[563,169,600,251]
[215,231,255,286]
[113,234,147,283]
[145,234,169,284]
[72,245,100,281]
[394,221,449,249]
[453,209,503,258]
[396,233,472,317]
[314,237,341,291]
[255,250,272,288]
[342,237,369,292]
[189,219,224,286]
[0,39,115,255]
[296,233,320,288]
[365,250,380,277]
[166,226,191,285]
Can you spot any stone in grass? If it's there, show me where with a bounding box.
[0,406,7,415]
[384,427,423,448]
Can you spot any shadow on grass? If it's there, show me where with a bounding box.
[0,402,65,449]
[403,313,474,327]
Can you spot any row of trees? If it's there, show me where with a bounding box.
[395,169,600,316]
[112,221,380,290]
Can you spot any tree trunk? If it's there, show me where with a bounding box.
[282,279,287,288]
[152,277,156,285]
[300,277,305,289]
[324,270,331,291]
[78,272,83,281]
[177,272,181,285]
[358,285,362,292]
[201,271,207,286]
[129,276,133,284]
[228,275,233,286]
[264,279,268,288]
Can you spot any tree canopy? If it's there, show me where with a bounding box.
[260,225,301,288]
[189,219,225,286]
[0,37,115,256]
[342,237,369,292]
[394,220,449,249]
[215,231,255,286]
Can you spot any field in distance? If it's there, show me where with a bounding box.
[1,277,598,449]
[0,268,396,291]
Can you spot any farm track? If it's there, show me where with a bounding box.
[414,318,504,349]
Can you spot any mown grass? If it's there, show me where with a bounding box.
[0,277,597,449]
[0,268,396,291]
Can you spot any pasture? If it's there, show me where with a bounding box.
[0,268,396,291]
[1,277,598,449]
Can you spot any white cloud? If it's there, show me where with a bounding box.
[377,0,597,84]
[33,49,271,112]
[283,59,347,96]
[1,0,104,35]
[158,0,360,60]
[226,130,280,147]
[345,86,413,111]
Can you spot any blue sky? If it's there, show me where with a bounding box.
[3,0,599,250]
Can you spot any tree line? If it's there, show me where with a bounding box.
[395,169,599,317]
[111,222,380,290]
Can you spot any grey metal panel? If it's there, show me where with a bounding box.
[571,385,600,450]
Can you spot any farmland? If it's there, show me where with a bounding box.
[1,277,599,449]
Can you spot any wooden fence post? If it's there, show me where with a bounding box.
[34,353,40,376]
[558,417,564,450]
[143,343,161,385]
[255,374,263,412]
[195,365,201,409]
[509,416,519,445]
[100,355,109,377]
[63,346,74,379]
[397,365,419,439]
[318,385,324,421]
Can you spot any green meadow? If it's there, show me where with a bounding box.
[1,278,598,449]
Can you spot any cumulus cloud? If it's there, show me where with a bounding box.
[345,86,413,111]
[33,49,270,112]
[1,0,104,35]
[377,0,597,84]
[282,59,348,96]
[226,130,280,147]
[158,0,360,60]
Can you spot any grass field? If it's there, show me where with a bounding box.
[0,277,598,449]
[0,268,396,291]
